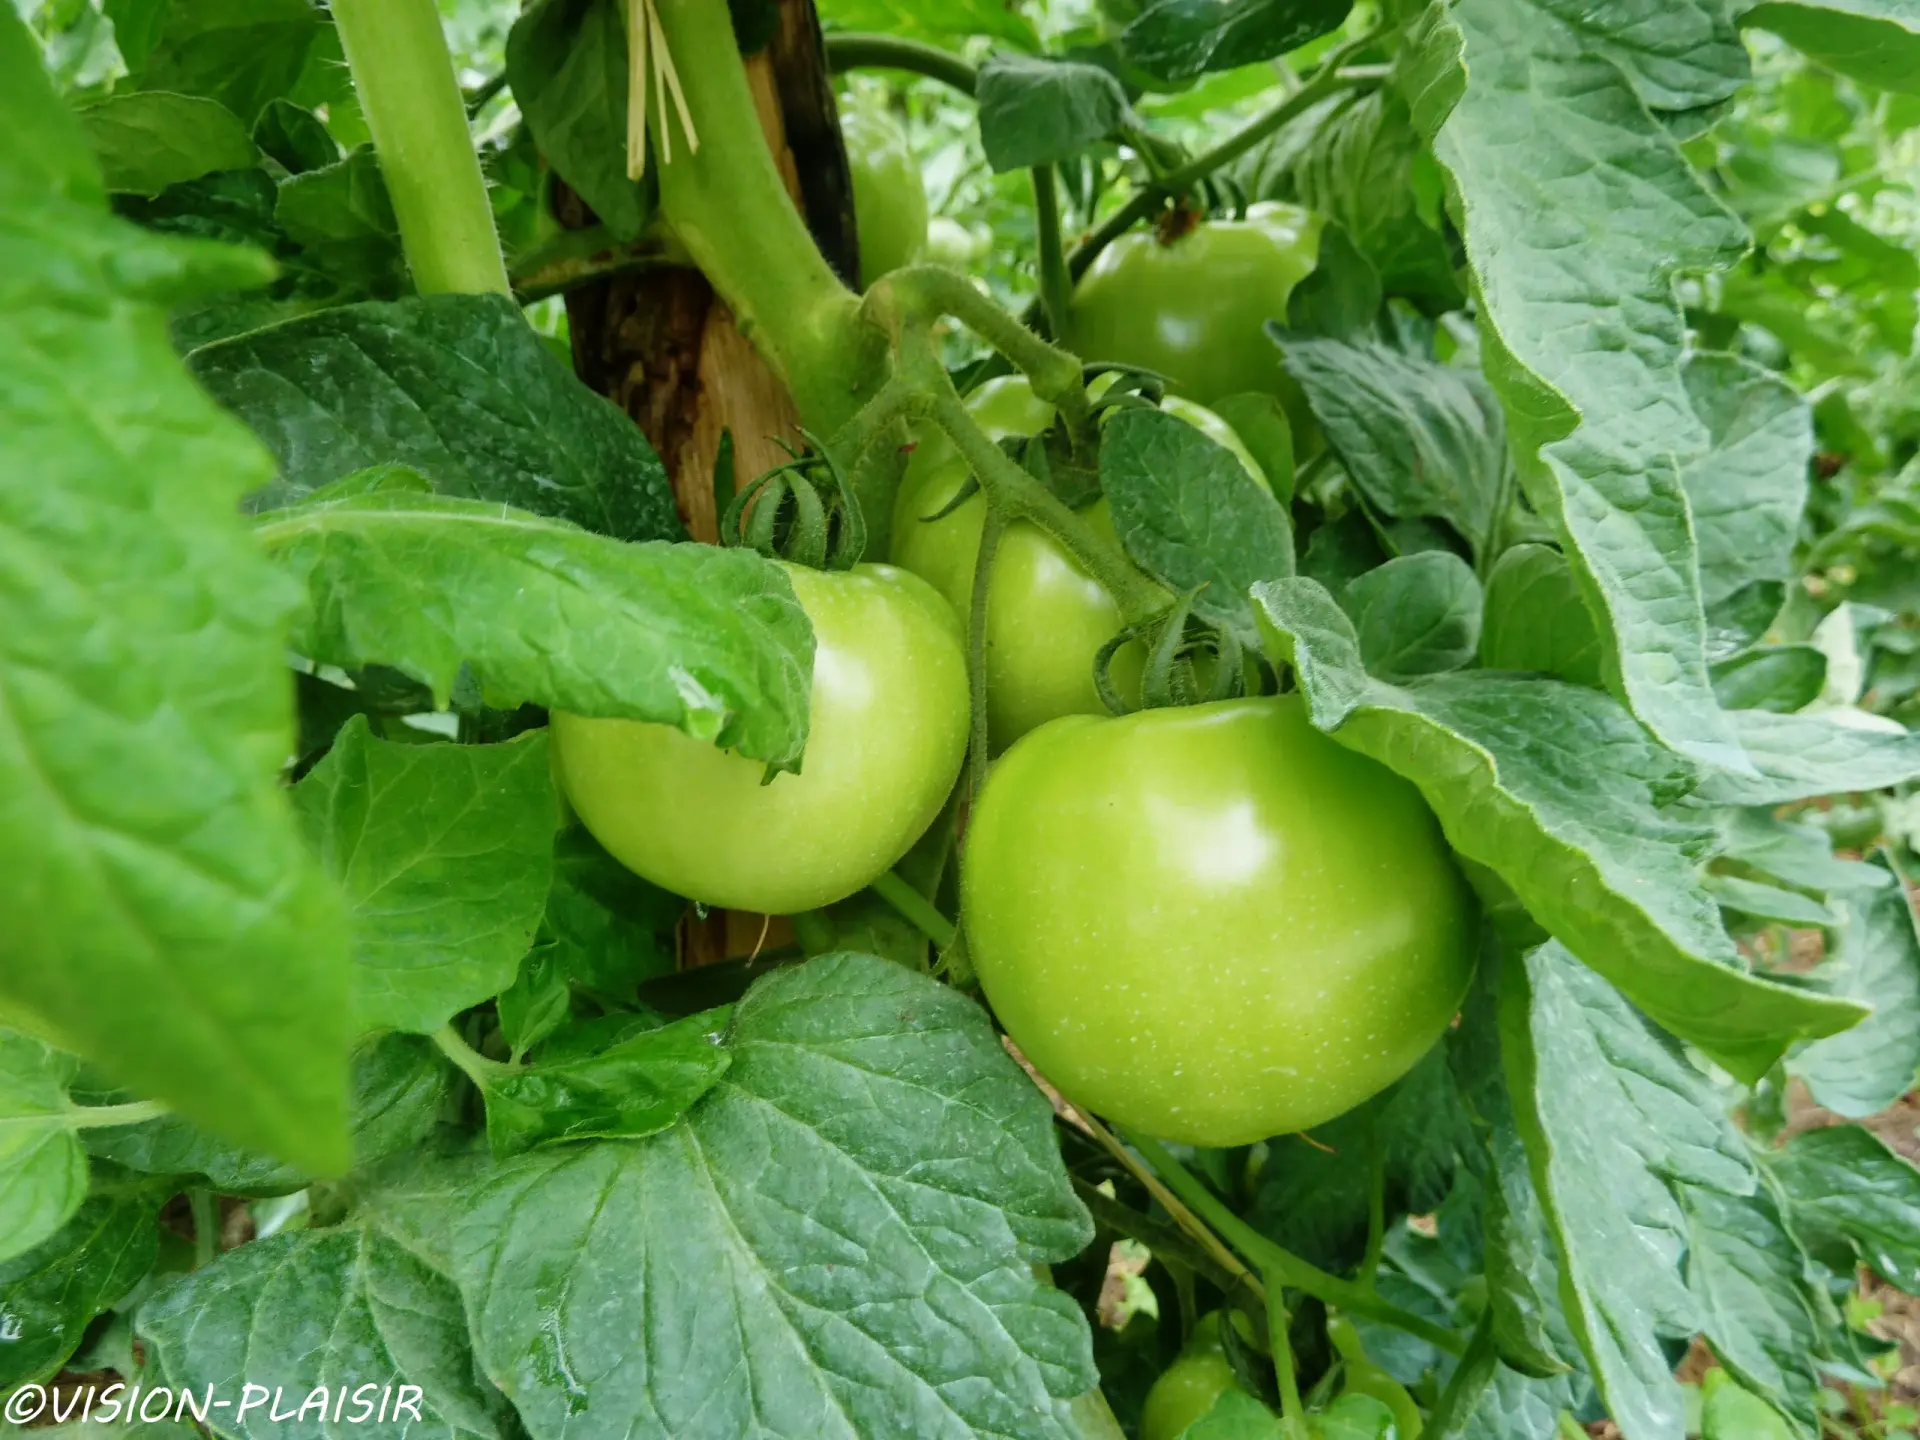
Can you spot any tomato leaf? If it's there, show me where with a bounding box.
[1341,551,1481,679]
[0,1191,159,1390]
[1681,354,1813,609]
[0,1034,87,1266]
[815,0,1041,52]
[254,488,813,767]
[251,98,338,175]
[273,144,406,296]
[1120,0,1352,86]
[1478,544,1604,687]
[1272,331,1506,559]
[481,1010,731,1157]
[84,1034,452,1194]
[1253,576,1867,1079]
[1693,708,1920,805]
[506,0,654,242]
[122,0,329,124]
[452,952,1096,1440]
[138,1213,514,1440]
[1743,0,1920,96]
[190,292,680,543]
[75,92,257,195]
[1771,1125,1920,1291]
[1709,645,1828,713]
[1789,853,1920,1119]
[1101,406,1294,646]
[1402,0,1756,773]
[0,11,353,1174]
[975,54,1132,173]
[292,719,556,1036]
[1501,941,1824,1435]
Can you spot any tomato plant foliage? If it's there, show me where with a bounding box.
[10,0,1920,1437]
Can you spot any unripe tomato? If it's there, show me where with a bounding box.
[1068,204,1322,406]
[1328,1318,1423,1439]
[963,696,1475,1145]
[842,107,928,289]
[1141,1350,1248,1440]
[551,564,968,914]
[889,376,1263,751]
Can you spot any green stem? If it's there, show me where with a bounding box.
[1125,1130,1469,1357]
[1360,1112,1386,1289]
[824,32,978,95]
[331,0,509,296]
[57,1099,170,1130]
[464,71,508,116]
[434,1024,514,1087]
[1070,1178,1244,1295]
[879,266,1087,427]
[967,506,1005,803]
[871,870,957,950]
[1267,1290,1307,1436]
[1426,1315,1499,1434]
[190,1187,219,1269]
[1033,164,1072,343]
[650,0,880,437]
[510,226,676,305]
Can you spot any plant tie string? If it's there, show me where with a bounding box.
[626,0,698,179]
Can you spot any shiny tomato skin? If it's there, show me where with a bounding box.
[843,107,928,289]
[963,695,1475,1145]
[551,563,967,915]
[889,377,1261,751]
[1068,203,1321,405]
[1140,1351,1247,1440]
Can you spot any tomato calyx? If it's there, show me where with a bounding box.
[1096,587,1255,716]
[720,429,867,570]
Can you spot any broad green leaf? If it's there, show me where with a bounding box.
[0,1191,159,1389]
[1121,0,1352,85]
[1502,942,1822,1436]
[125,0,326,123]
[453,952,1097,1440]
[1403,0,1753,773]
[292,719,556,1035]
[85,1034,452,1193]
[482,1010,731,1157]
[1710,809,1889,898]
[815,0,1041,51]
[1699,1369,1796,1440]
[1310,1394,1396,1440]
[251,98,337,175]
[1283,224,1381,343]
[1709,645,1826,714]
[1744,0,1920,96]
[273,144,405,295]
[0,10,352,1174]
[1771,1125,1920,1291]
[1441,1366,1589,1440]
[76,91,255,194]
[1478,544,1603,687]
[495,946,572,1060]
[1695,708,1920,806]
[138,1222,512,1440]
[1680,354,1811,609]
[1101,406,1293,645]
[0,1033,86,1264]
[1209,392,1296,503]
[1250,1045,1474,1273]
[1792,854,1920,1119]
[1700,873,1835,927]
[1527,0,1748,114]
[189,292,681,543]
[253,489,813,768]
[1174,1389,1279,1438]
[538,823,681,1000]
[1274,331,1505,557]
[506,0,653,242]
[1253,577,1866,1080]
[1343,551,1481,679]
[975,54,1131,173]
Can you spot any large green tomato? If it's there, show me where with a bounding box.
[889,377,1263,751]
[963,696,1475,1145]
[1141,1351,1246,1440]
[842,107,927,289]
[1068,204,1322,406]
[551,564,968,915]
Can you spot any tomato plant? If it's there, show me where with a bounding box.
[9,1,1920,1439]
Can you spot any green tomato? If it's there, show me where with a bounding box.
[551,563,968,915]
[889,376,1263,751]
[924,216,982,269]
[1068,204,1323,407]
[843,107,928,289]
[1141,1350,1247,1440]
[963,696,1476,1145]
[1327,1320,1423,1439]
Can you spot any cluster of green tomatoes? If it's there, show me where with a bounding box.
[551,109,1477,1165]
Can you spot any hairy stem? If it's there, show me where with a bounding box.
[871,870,957,950]
[824,32,978,95]
[649,0,881,437]
[879,266,1087,427]
[966,507,1004,805]
[331,0,509,296]
[1033,165,1072,342]
[1126,1130,1469,1357]
[434,1023,514,1086]
[1268,1292,1307,1437]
